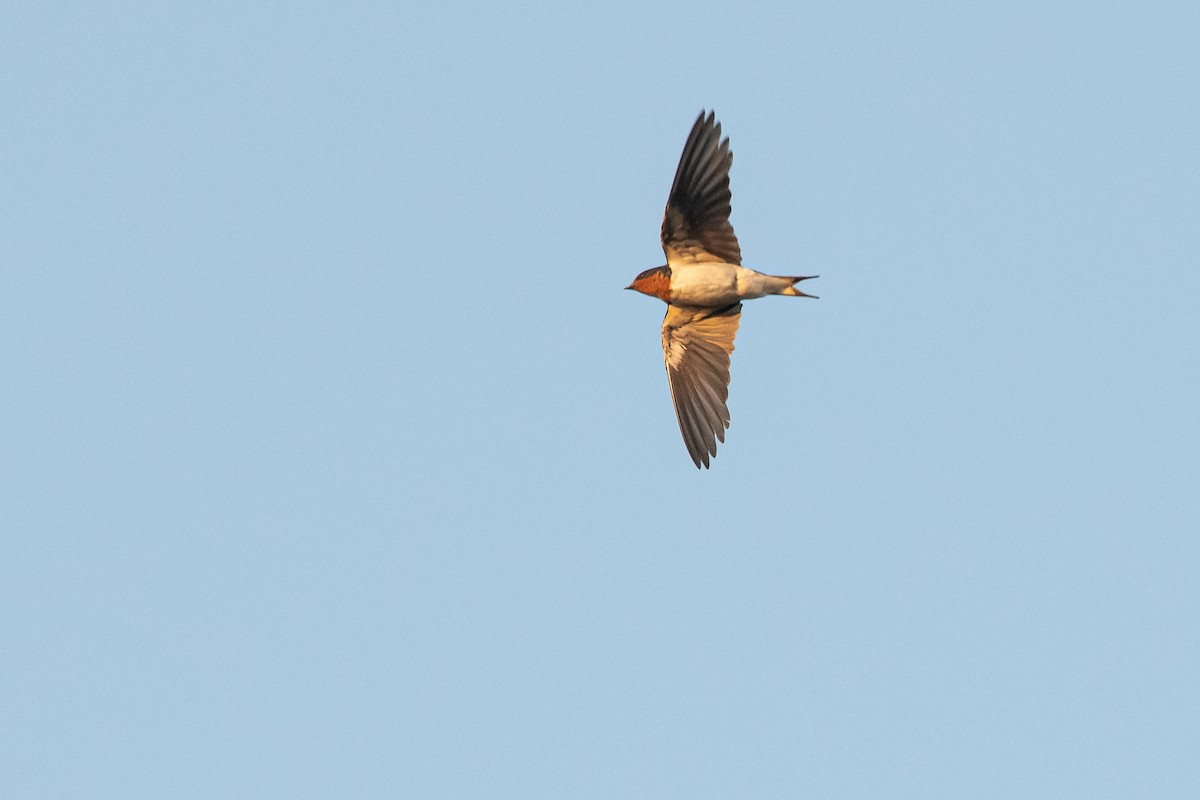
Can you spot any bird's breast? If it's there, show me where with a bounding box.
[668,262,741,306]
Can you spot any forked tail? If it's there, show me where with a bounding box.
[776,275,819,298]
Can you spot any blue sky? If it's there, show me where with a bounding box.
[3,2,1198,797]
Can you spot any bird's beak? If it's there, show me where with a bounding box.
[624,284,634,290]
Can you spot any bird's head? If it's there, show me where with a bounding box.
[625,265,672,302]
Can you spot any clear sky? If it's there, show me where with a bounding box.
[3,2,1198,797]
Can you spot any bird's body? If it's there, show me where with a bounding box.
[633,261,810,307]
[627,110,817,468]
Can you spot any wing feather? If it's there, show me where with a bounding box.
[660,303,742,468]
[660,110,742,266]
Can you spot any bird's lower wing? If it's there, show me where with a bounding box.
[661,303,742,468]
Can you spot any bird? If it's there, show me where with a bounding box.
[626,110,817,468]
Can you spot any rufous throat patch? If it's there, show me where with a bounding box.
[630,266,672,302]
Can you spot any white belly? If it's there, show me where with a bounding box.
[669,262,776,306]
[668,262,739,305]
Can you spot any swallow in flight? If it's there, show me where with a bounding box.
[626,110,817,468]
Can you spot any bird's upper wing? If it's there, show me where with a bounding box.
[660,110,742,267]
[661,302,742,468]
